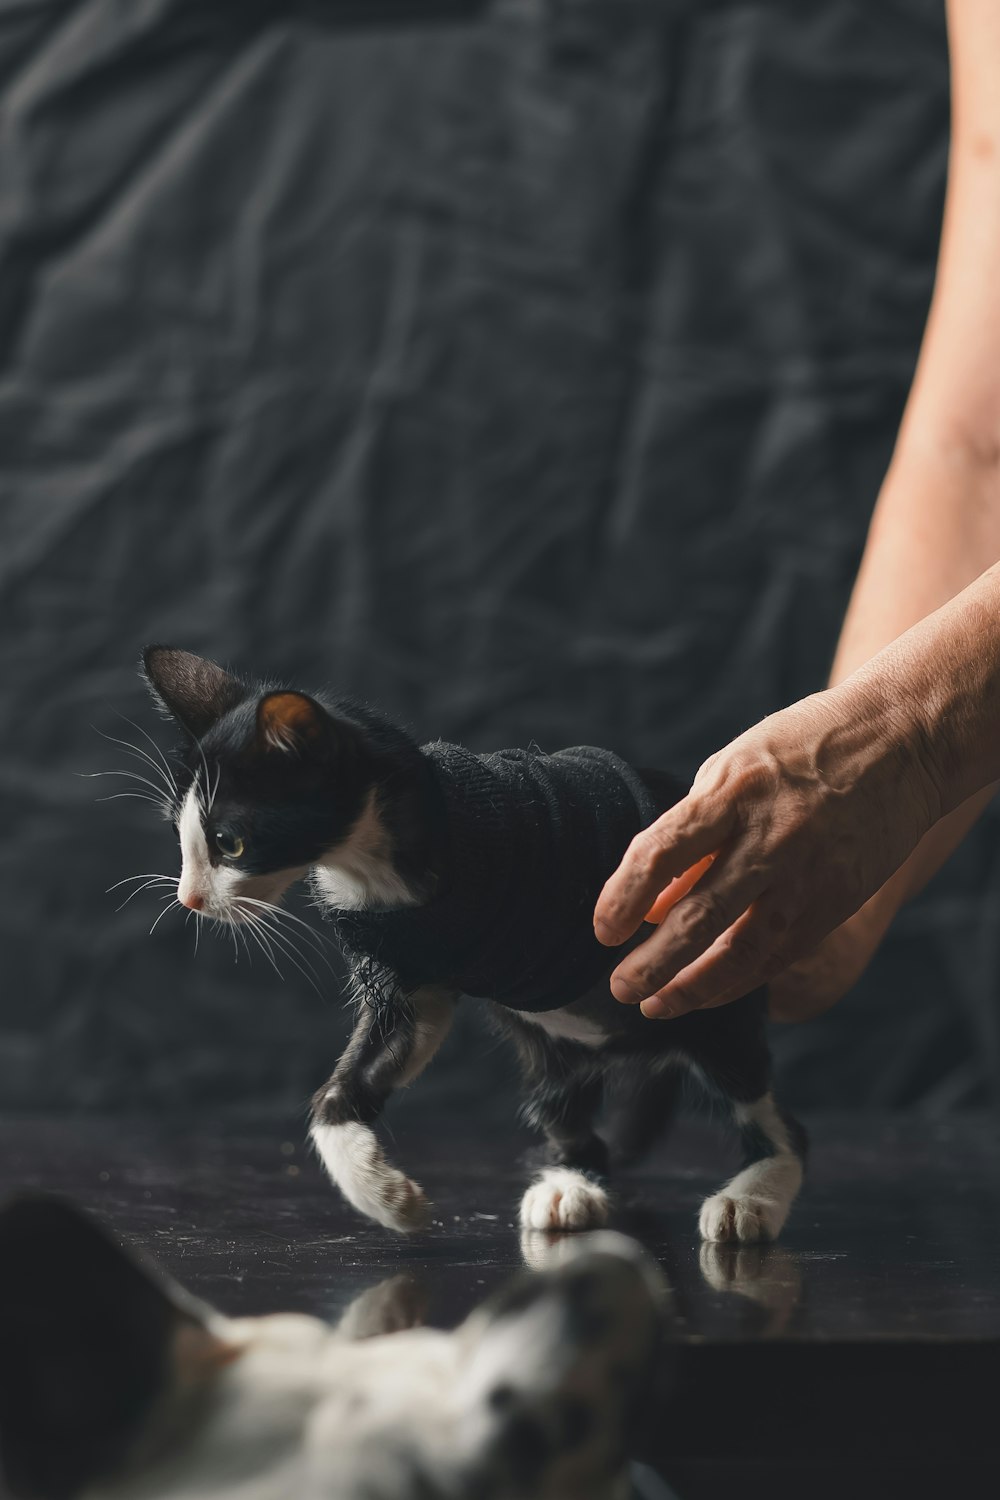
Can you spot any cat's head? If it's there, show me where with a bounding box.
[140,646,379,922]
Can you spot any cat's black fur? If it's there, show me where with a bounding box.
[140,647,806,1241]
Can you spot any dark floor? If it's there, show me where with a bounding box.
[2,1106,999,1497]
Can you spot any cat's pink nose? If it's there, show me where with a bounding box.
[180,892,205,912]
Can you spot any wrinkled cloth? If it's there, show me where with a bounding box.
[333,742,660,1010]
[4,1,988,1113]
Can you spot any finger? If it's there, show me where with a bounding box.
[637,897,794,1018]
[609,852,768,1005]
[644,854,716,924]
[594,795,737,945]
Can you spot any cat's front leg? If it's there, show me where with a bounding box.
[513,1032,611,1235]
[698,1092,807,1244]
[310,983,456,1233]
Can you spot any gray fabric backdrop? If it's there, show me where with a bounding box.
[3,0,994,1116]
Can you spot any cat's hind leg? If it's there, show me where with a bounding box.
[310,984,456,1232]
[698,1092,807,1244]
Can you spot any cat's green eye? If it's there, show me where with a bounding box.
[215,832,245,860]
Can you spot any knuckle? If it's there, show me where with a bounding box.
[629,828,670,877]
[677,888,728,937]
[694,752,721,784]
[695,750,772,813]
[731,760,773,801]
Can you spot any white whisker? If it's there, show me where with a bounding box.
[106,872,175,893]
[110,711,181,795]
[185,908,204,959]
[237,909,283,971]
[208,760,222,814]
[149,901,180,936]
[97,791,172,812]
[244,912,314,990]
[81,767,174,801]
[238,908,327,998]
[243,906,325,976]
[94,725,178,801]
[241,916,285,980]
[234,897,338,974]
[114,877,177,911]
[234,923,253,966]
[193,738,214,822]
[245,921,284,980]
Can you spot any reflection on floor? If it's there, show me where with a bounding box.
[1,1109,998,1497]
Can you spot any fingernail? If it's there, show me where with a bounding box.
[610,974,641,1004]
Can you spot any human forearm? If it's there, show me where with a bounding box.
[843,562,1000,816]
[830,465,1000,912]
[825,0,1000,911]
[834,0,1000,687]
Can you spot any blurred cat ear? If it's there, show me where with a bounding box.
[0,1195,235,1500]
[256,691,330,754]
[141,646,246,739]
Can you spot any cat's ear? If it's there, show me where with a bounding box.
[256,691,331,755]
[141,645,246,740]
[0,1195,235,1500]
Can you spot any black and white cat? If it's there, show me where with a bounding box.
[137,647,807,1243]
[0,1196,665,1500]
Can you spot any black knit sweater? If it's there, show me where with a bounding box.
[330,742,659,1013]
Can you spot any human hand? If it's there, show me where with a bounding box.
[594,682,943,1018]
[765,893,896,1021]
[645,868,890,1021]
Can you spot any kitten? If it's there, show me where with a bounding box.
[0,1195,665,1500]
[137,647,807,1242]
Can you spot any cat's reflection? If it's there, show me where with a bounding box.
[0,1198,664,1500]
[697,1240,802,1336]
[520,1225,802,1337]
[334,1270,429,1340]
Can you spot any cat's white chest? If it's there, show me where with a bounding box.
[518,1006,609,1049]
[311,862,371,910]
[310,792,420,911]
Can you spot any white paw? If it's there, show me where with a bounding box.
[311,1121,430,1233]
[698,1192,787,1244]
[519,1168,610,1233]
[370,1171,429,1234]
